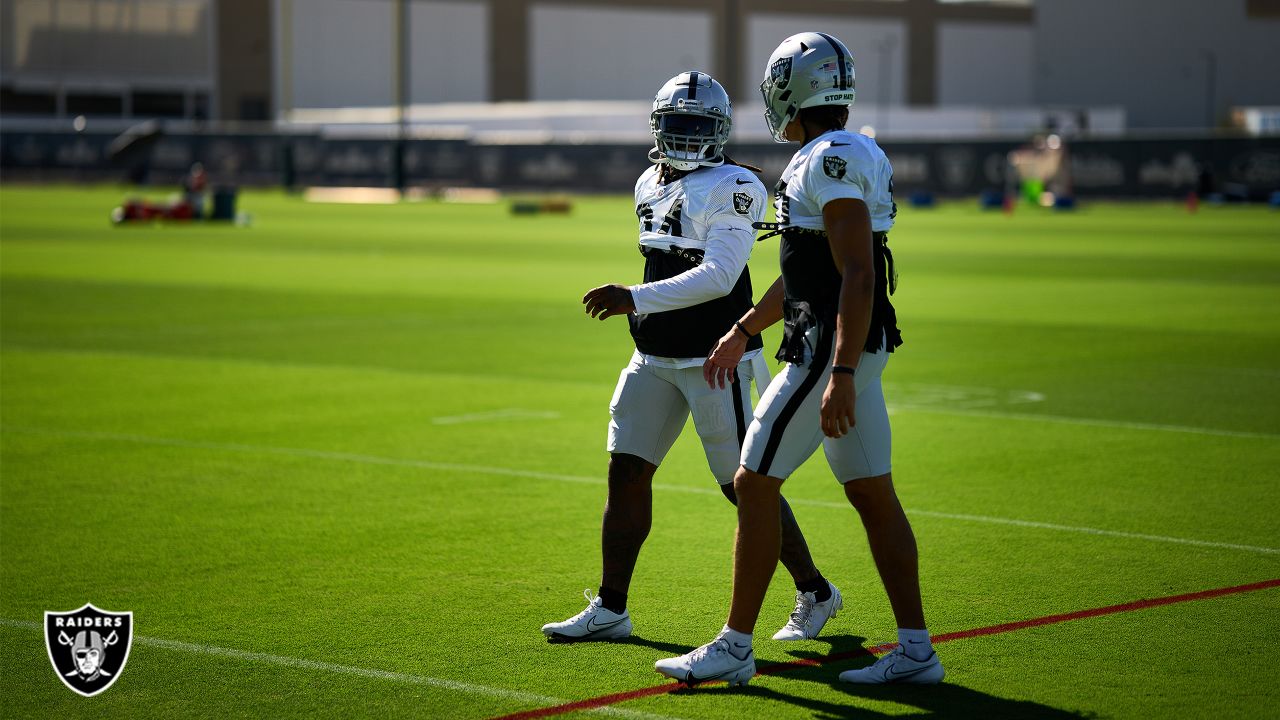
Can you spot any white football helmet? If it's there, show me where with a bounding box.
[760,32,856,143]
[649,71,732,171]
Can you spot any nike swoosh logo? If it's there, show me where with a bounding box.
[685,666,750,684]
[885,662,932,679]
[735,179,752,185]
[585,616,625,633]
[830,142,849,147]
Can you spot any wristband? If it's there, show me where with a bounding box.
[831,365,856,376]
[734,321,755,340]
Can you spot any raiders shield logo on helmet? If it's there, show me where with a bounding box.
[822,155,848,180]
[733,192,753,214]
[769,56,792,89]
[45,603,133,697]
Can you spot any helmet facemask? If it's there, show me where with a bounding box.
[651,109,729,170]
[649,72,733,171]
[760,56,797,144]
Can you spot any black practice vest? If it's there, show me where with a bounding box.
[628,245,764,359]
[773,227,901,363]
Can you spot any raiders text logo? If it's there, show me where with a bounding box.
[45,603,133,697]
[823,155,848,180]
[733,192,753,214]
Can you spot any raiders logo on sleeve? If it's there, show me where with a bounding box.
[733,192,754,214]
[822,155,847,179]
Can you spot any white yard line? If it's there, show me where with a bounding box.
[3,426,1277,556]
[774,498,1279,555]
[0,619,679,720]
[900,509,1280,555]
[895,405,1280,440]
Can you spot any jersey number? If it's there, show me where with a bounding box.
[636,203,654,232]
[774,180,791,225]
[888,174,898,221]
[637,200,683,237]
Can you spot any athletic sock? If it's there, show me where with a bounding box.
[720,625,753,660]
[795,574,832,603]
[597,587,627,615]
[897,628,934,661]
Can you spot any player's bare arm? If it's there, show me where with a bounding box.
[703,275,785,389]
[822,197,875,438]
[583,284,636,320]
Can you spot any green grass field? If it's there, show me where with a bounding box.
[2,185,1278,719]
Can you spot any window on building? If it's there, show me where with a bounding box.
[131,91,186,118]
[0,87,58,115]
[1246,0,1280,17]
[66,92,124,116]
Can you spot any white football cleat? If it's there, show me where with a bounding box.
[772,581,842,640]
[654,634,755,687]
[541,590,632,643]
[839,646,945,684]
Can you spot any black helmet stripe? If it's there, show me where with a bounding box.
[687,71,699,100]
[814,32,848,91]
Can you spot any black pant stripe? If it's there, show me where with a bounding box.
[756,327,833,477]
[730,374,748,449]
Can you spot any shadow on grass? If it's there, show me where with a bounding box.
[845,683,1095,719]
[679,679,1093,719]
[658,638,1094,719]
[617,634,698,656]
[778,632,872,658]
[542,633,696,656]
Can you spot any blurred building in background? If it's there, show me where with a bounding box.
[1,0,251,120]
[6,0,1280,129]
[3,0,1279,196]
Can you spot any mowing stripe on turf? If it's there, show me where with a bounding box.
[484,578,1280,720]
[0,619,682,720]
[432,408,562,425]
[4,425,1278,556]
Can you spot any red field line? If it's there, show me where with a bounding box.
[491,578,1280,720]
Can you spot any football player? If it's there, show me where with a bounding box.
[655,33,944,686]
[542,71,842,645]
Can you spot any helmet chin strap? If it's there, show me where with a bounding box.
[649,145,725,171]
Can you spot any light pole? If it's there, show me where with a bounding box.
[392,0,410,194]
[876,34,896,136]
[1199,48,1217,130]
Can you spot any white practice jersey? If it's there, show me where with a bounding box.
[631,162,768,311]
[627,163,769,366]
[774,129,896,233]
